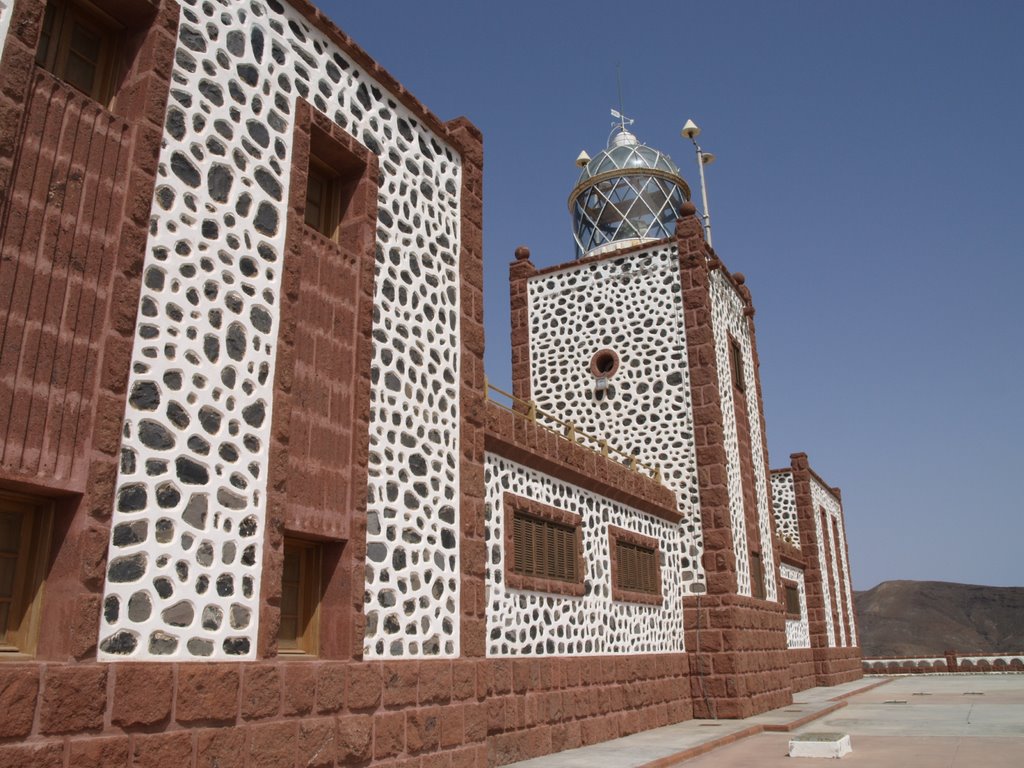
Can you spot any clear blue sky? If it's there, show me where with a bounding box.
[321,1,1023,590]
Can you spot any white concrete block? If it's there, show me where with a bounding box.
[788,732,852,758]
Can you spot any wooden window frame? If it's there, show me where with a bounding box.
[503,493,584,597]
[35,0,125,106]
[278,537,322,657]
[729,334,745,393]
[749,549,766,600]
[0,491,54,659]
[303,124,367,244]
[783,579,802,617]
[608,526,663,605]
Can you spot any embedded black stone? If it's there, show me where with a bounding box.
[112,520,148,546]
[230,604,251,629]
[253,202,278,235]
[100,630,137,655]
[198,406,222,434]
[179,495,207,532]
[166,401,190,429]
[226,29,245,55]
[103,595,120,624]
[216,574,234,596]
[144,266,165,291]
[666,371,683,386]
[246,121,269,148]
[117,483,147,512]
[128,591,152,621]
[170,151,201,188]
[223,637,250,655]
[149,631,178,655]
[196,541,214,567]
[162,600,194,628]
[202,605,223,630]
[392,548,406,569]
[195,574,209,594]
[241,401,265,428]
[203,334,219,363]
[179,24,206,52]
[166,108,186,140]
[207,163,233,203]
[241,545,256,566]
[226,322,246,361]
[441,529,456,549]
[155,482,180,509]
[176,456,209,485]
[236,63,259,86]
[199,79,224,106]
[238,515,257,537]
[139,419,175,450]
[251,26,264,61]
[175,560,189,581]
[409,454,427,476]
[250,306,271,333]
[108,553,147,583]
[163,370,182,390]
[153,577,173,599]
[187,435,210,455]
[187,637,214,656]
[217,488,246,510]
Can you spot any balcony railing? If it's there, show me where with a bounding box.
[485,378,663,485]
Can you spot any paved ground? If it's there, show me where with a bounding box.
[505,675,1024,767]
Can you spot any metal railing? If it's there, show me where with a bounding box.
[485,378,663,485]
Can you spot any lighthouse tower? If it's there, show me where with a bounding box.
[509,118,794,717]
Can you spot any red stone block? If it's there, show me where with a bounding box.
[373,710,406,759]
[176,664,240,724]
[111,663,173,727]
[418,661,453,705]
[346,662,382,711]
[68,735,130,768]
[298,717,336,768]
[282,662,316,716]
[248,721,297,768]
[0,665,39,738]
[196,727,246,768]
[336,713,373,763]
[131,731,193,768]
[451,662,476,701]
[39,664,107,734]
[241,664,281,720]
[381,661,419,708]
[406,706,442,754]
[0,741,64,768]
[313,663,346,716]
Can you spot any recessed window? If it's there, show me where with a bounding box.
[303,126,365,242]
[35,0,122,104]
[729,336,745,393]
[614,539,658,594]
[512,512,577,584]
[784,582,801,616]
[589,348,620,378]
[504,494,583,597]
[749,550,766,600]
[609,526,662,604]
[279,538,321,656]
[1,492,53,657]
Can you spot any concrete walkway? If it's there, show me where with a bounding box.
[507,675,1024,767]
[505,677,888,768]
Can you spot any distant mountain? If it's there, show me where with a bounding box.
[854,580,1024,657]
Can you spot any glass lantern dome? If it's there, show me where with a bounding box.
[569,127,691,258]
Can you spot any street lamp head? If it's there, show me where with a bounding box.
[681,119,701,140]
[700,152,716,166]
[575,150,591,168]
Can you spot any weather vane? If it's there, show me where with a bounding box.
[611,63,634,133]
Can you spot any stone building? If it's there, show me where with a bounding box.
[0,0,859,764]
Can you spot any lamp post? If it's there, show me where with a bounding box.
[681,119,715,247]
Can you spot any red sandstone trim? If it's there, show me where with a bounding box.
[608,525,664,606]
[260,99,379,659]
[531,235,675,277]
[484,401,679,523]
[502,493,585,597]
[508,249,536,402]
[445,116,488,660]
